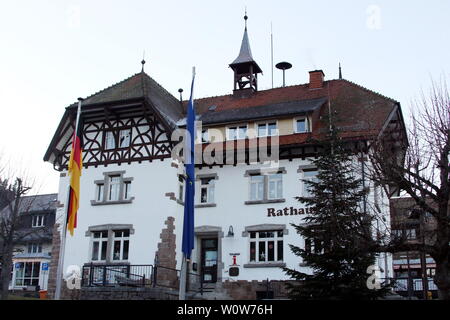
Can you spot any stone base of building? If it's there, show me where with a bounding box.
[80,286,180,300]
[49,279,295,300]
[221,280,293,300]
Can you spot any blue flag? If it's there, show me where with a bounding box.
[182,68,196,259]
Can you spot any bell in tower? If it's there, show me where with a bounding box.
[229,13,262,97]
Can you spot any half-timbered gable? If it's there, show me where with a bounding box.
[44,72,183,170]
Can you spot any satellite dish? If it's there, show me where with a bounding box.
[275,62,292,87]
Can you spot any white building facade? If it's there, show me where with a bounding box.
[44,22,405,298]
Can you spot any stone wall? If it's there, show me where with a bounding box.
[80,287,179,300]
[47,223,61,299]
[154,216,178,288]
[222,280,293,300]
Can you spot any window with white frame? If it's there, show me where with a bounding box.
[249,175,265,201]
[27,243,42,254]
[119,129,131,148]
[104,128,132,150]
[105,131,116,150]
[249,230,284,263]
[295,117,310,133]
[405,228,417,240]
[257,122,278,137]
[124,181,132,200]
[199,177,215,204]
[227,125,247,140]
[108,175,121,201]
[96,183,104,202]
[112,230,130,261]
[93,172,134,205]
[31,215,45,228]
[14,262,40,286]
[248,172,284,202]
[91,231,108,262]
[301,169,318,197]
[267,174,283,200]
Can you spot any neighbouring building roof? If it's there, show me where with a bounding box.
[16,193,58,214]
[0,193,58,216]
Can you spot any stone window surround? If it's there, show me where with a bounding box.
[244,168,287,205]
[85,224,135,265]
[195,173,218,208]
[194,225,224,282]
[242,224,287,268]
[91,171,134,206]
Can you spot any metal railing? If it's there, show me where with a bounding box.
[81,263,205,296]
[82,264,154,287]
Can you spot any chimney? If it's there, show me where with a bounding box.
[309,70,325,89]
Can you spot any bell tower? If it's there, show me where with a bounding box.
[229,13,262,97]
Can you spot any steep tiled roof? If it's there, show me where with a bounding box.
[68,72,184,128]
[187,79,399,145]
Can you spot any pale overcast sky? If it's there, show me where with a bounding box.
[0,0,449,194]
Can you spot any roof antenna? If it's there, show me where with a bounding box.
[339,62,342,80]
[271,22,274,89]
[141,51,146,73]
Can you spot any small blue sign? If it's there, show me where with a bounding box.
[15,262,23,269]
[42,263,49,271]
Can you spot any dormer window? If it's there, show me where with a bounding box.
[227,125,247,140]
[295,118,310,133]
[257,122,278,137]
[31,215,45,228]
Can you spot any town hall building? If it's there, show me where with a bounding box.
[43,16,407,299]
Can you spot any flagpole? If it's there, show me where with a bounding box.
[54,98,82,300]
[179,67,195,300]
[54,186,70,300]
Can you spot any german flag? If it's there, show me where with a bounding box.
[67,99,83,236]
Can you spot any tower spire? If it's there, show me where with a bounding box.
[229,12,262,96]
[339,62,342,80]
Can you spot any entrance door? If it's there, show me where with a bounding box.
[201,238,218,283]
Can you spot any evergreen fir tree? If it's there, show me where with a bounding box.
[283,124,391,300]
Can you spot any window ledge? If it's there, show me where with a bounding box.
[244,199,286,205]
[195,203,217,208]
[91,198,134,206]
[243,262,286,268]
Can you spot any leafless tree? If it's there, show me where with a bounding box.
[0,157,46,300]
[369,77,450,299]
